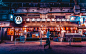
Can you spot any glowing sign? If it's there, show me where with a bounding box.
[15,16,23,24]
[70,16,80,22]
[80,16,86,25]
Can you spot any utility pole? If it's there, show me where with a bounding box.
[0,26,3,43]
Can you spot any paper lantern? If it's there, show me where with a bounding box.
[75,27,77,30]
[82,24,85,26]
[66,27,69,30]
[63,27,65,30]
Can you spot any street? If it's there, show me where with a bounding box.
[0,42,86,54]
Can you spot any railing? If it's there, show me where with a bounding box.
[14,37,40,45]
[14,37,86,45]
[14,37,47,45]
[1,2,86,8]
[2,2,74,7]
[69,37,86,45]
[14,37,69,45]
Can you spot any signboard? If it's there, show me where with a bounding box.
[0,22,10,27]
[70,16,80,22]
[48,15,54,18]
[73,38,81,42]
[15,16,23,24]
[55,16,65,19]
[2,14,8,20]
[80,16,86,26]
[28,14,40,18]
[7,28,14,35]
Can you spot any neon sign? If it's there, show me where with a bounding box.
[15,16,23,24]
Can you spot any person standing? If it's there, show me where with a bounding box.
[44,29,51,49]
[41,29,44,38]
[60,28,66,42]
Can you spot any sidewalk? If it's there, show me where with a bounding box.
[1,40,86,46]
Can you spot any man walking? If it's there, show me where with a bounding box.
[44,29,51,49]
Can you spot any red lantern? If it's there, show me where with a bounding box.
[66,27,69,30]
[63,27,65,30]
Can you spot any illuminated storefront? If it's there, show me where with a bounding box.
[1,2,86,42]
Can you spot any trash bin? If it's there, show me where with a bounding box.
[20,36,25,42]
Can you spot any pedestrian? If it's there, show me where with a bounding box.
[44,29,51,49]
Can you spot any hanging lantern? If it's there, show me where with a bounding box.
[35,27,38,31]
[54,27,55,31]
[66,27,69,30]
[51,27,53,31]
[75,27,77,30]
[23,27,25,31]
[63,27,65,30]
[82,24,85,26]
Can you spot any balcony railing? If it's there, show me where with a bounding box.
[0,2,75,8]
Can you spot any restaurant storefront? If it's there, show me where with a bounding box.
[3,13,80,42]
[0,2,86,42]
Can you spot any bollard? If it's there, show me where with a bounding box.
[14,39,16,45]
[69,38,71,45]
[40,38,42,45]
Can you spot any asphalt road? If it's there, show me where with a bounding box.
[0,44,86,54]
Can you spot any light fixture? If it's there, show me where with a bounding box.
[52,19,55,21]
[26,18,30,21]
[37,18,40,21]
[24,30,27,32]
[32,18,35,21]
[24,25,27,27]
[47,18,50,21]
[41,19,46,21]
[10,14,13,19]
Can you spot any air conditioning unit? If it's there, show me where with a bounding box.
[74,5,80,14]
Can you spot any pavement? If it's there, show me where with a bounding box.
[0,41,86,54]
